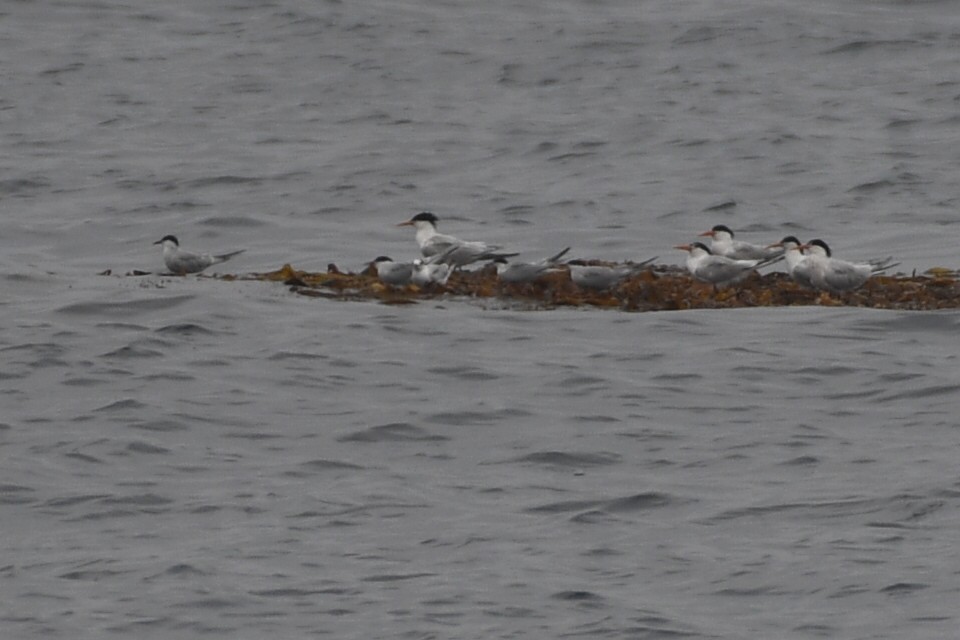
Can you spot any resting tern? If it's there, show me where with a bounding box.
[767,236,816,289]
[411,257,453,287]
[675,241,777,287]
[397,211,517,268]
[153,235,245,275]
[371,256,414,286]
[494,247,571,283]
[800,239,900,292]
[699,224,782,261]
[566,256,658,290]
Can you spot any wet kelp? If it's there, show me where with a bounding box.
[231,262,960,312]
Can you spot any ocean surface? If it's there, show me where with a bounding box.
[2,1,959,638]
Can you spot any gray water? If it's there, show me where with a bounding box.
[2,1,960,638]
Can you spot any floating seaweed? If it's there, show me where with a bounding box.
[181,261,960,312]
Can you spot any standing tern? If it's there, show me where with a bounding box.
[800,239,900,293]
[699,224,782,261]
[494,247,571,283]
[397,211,517,268]
[153,235,245,275]
[675,242,777,287]
[566,256,658,290]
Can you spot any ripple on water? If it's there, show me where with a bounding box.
[337,422,449,443]
[57,295,196,317]
[507,451,622,470]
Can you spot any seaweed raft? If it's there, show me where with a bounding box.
[221,261,960,312]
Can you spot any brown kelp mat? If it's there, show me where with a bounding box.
[113,263,960,312]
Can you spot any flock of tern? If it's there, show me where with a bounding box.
[153,215,900,295]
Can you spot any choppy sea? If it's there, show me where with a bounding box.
[2,1,959,638]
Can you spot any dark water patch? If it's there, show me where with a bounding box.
[0,484,36,505]
[62,377,107,387]
[250,588,332,597]
[426,366,498,381]
[823,39,924,55]
[603,492,675,513]
[425,408,530,426]
[184,175,263,189]
[101,345,164,359]
[199,215,267,227]
[100,493,173,507]
[847,179,895,193]
[268,351,329,361]
[361,572,435,583]
[129,419,189,432]
[163,564,208,577]
[877,384,960,403]
[289,459,365,474]
[0,177,51,195]
[155,323,217,336]
[64,452,103,464]
[792,623,837,636]
[706,497,882,524]
[45,494,111,508]
[526,499,601,514]
[337,422,449,443]
[125,441,170,454]
[551,590,604,603]
[140,371,195,382]
[780,455,819,466]
[880,582,928,596]
[60,568,128,581]
[58,295,194,317]
[95,398,148,412]
[509,451,621,469]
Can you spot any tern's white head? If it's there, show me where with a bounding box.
[674,241,712,258]
[153,235,179,250]
[804,239,832,258]
[699,224,735,243]
[397,211,439,231]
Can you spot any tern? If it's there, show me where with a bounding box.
[371,256,414,286]
[767,236,817,289]
[153,235,245,275]
[800,239,900,292]
[494,247,571,283]
[699,224,782,261]
[397,211,517,268]
[675,241,777,287]
[566,256,658,290]
[411,257,453,287]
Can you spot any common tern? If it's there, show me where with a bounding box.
[800,239,900,292]
[767,236,817,289]
[153,235,245,275]
[397,211,517,268]
[371,256,414,286]
[675,241,777,287]
[699,224,782,261]
[411,257,453,287]
[494,247,571,283]
[566,256,658,290]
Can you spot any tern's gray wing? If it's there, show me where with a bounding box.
[695,259,753,285]
[499,263,547,283]
[822,261,870,292]
[377,263,414,285]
